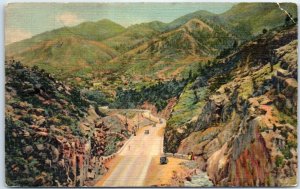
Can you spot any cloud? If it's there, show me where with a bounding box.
[56,12,83,26]
[5,28,32,45]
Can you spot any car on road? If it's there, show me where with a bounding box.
[160,156,168,164]
[144,130,149,134]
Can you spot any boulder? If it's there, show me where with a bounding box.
[23,145,33,154]
[51,145,59,162]
[36,144,45,151]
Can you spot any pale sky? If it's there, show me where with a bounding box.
[5,3,235,44]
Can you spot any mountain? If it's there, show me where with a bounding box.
[7,36,119,87]
[5,19,126,87]
[167,10,222,31]
[164,25,297,186]
[5,2,297,91]
[6,19,125,55]
[70,19,125,41]
[146,18,233,57]
[220,3,298,38]
[106,17,234,83]
[166,3,297,40]
[103,21,168,53]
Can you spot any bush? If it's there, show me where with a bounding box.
[262,28,268,34]
[111,79,187,111]
[81,89,109,106]
[281,147,292,159]
[275,155,284,167]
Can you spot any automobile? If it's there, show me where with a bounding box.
[152,124,156,127]
[160,156,168,164]
[159,119,163,124]
[144,130,149,134]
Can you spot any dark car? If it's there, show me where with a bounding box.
[144,130,149,134]
[160,156,168,164]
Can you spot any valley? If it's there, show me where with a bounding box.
[5,2,298,187]
[96,111,165,187]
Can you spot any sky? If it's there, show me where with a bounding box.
[5,3,235,44]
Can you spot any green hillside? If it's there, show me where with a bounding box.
[6,19,125,55]
[103,21,167,53]
[149,18,233,57]
[220,3,298,38]
[167,10,222,30]
[5,2,297,92]
[106,17,234,84]
[10,36,119,87]
[70,19,126,41]
[166,3,297,40]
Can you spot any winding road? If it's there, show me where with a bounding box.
[97,111,165,187]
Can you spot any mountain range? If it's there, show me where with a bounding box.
[6,3,297,94]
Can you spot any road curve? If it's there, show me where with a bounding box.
[99,112,165,187]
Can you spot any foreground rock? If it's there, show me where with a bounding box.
[184,171,213,187]
[165,25,297,186]
[5,62,131,187]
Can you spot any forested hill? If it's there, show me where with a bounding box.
[6,3,297,94]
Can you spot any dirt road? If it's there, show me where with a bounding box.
[97,112,165,187]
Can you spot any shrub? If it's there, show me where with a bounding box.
[111,79,187,111]
[281,147,292,159]
[275,155,284,167]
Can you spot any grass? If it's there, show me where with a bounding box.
[237,77,254,100]
[275,155,284,167]
[277,110,297,126]
[252,62,281,86]
[167,83,208,128]
[281,147,292,159]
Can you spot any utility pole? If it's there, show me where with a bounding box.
[125,113,128,131]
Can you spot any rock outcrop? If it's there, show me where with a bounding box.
[164,25,297,186]
[5,61,130,187]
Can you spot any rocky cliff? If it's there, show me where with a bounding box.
[5,61,130,187]
[164,25,297,186]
